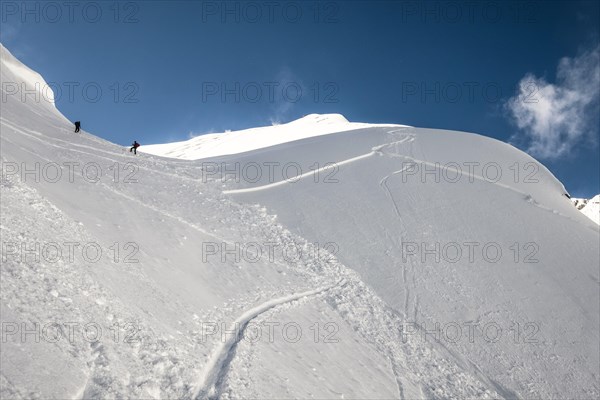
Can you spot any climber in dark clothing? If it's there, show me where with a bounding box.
[74,121,81,133]
[130,141,140,155]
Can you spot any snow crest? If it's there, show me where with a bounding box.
[141,113,408,160]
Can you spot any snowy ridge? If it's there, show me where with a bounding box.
[1,44,599,399]
[141,113,408,160]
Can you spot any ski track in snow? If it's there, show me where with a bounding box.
[192,280,344,400]
[222,129,415,195]
[222,153,374,195]
[379,152,596,231]
[224,128,596,232]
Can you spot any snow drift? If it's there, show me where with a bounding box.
[1,43,599,399]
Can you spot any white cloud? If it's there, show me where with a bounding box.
[506,45,600,159]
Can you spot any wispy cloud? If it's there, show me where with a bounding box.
[269,66,305,125]
[506,45,600,159]
[0,21,21,44]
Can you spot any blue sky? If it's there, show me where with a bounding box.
[1,0,599,197]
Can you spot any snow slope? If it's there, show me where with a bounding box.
[572,195,600,225]
[1,43,599,400]
[141,114,407,160]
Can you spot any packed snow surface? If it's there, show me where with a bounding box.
[1,43,599,399]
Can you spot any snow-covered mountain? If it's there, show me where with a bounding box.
[572,195,600,224]
[1,43,599,399]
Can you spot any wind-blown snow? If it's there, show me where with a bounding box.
[141,113,407,160]
[1,42,599,399]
